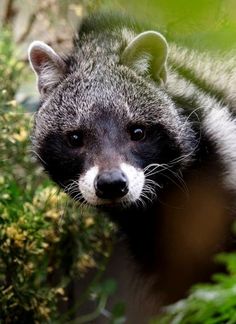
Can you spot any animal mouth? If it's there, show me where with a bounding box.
[85,195,132,208]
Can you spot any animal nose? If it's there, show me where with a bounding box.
[94,169,129,199]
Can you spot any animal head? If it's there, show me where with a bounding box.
[28,29,194,208]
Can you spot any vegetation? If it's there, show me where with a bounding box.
[155,252,236,324]
[0,30,121,323]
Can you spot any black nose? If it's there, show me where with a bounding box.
[94,169,129,199]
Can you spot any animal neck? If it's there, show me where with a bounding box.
[108,201,162,272]
[107,161,233,303]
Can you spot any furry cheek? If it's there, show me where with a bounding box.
[120,163,145,203]
[78,165,100,205]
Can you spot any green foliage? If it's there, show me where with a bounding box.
[152,253,236,324]
[0,30,121,323]
[0,106,117,322]
[0,30,24,106]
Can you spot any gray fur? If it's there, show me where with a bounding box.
[30,28,194,168]
[28,15,236,322]
[30,28,236,178]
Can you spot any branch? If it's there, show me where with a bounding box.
[16,12,37,44]
[3,0,15,27]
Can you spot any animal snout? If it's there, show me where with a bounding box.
[94,169,129,199]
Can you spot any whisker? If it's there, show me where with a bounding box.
[143,161,189,197]
[29,149,48,165]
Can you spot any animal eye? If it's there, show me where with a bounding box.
[129,125,146,141]
[67,131,83,147]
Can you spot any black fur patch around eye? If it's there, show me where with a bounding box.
[38,133,85,186]
[130,123,181,169]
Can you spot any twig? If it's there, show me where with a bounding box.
[16,12,37,44]
[3,0,15,26]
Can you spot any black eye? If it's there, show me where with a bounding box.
[67,131,83,147]
[129,125,146,141]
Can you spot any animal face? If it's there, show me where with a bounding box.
[32,65,193,208]
[29,32,195,208]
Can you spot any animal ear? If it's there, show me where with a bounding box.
[121,31,168,83]
[28,41,67,95]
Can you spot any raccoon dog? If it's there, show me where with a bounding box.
[28,13,236,323]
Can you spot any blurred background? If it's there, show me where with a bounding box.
[1,1,236,323]
[2,0,236,108]
[2,0,236,51]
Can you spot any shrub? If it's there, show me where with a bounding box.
[155,252,236,324]
[0,30,117,323]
